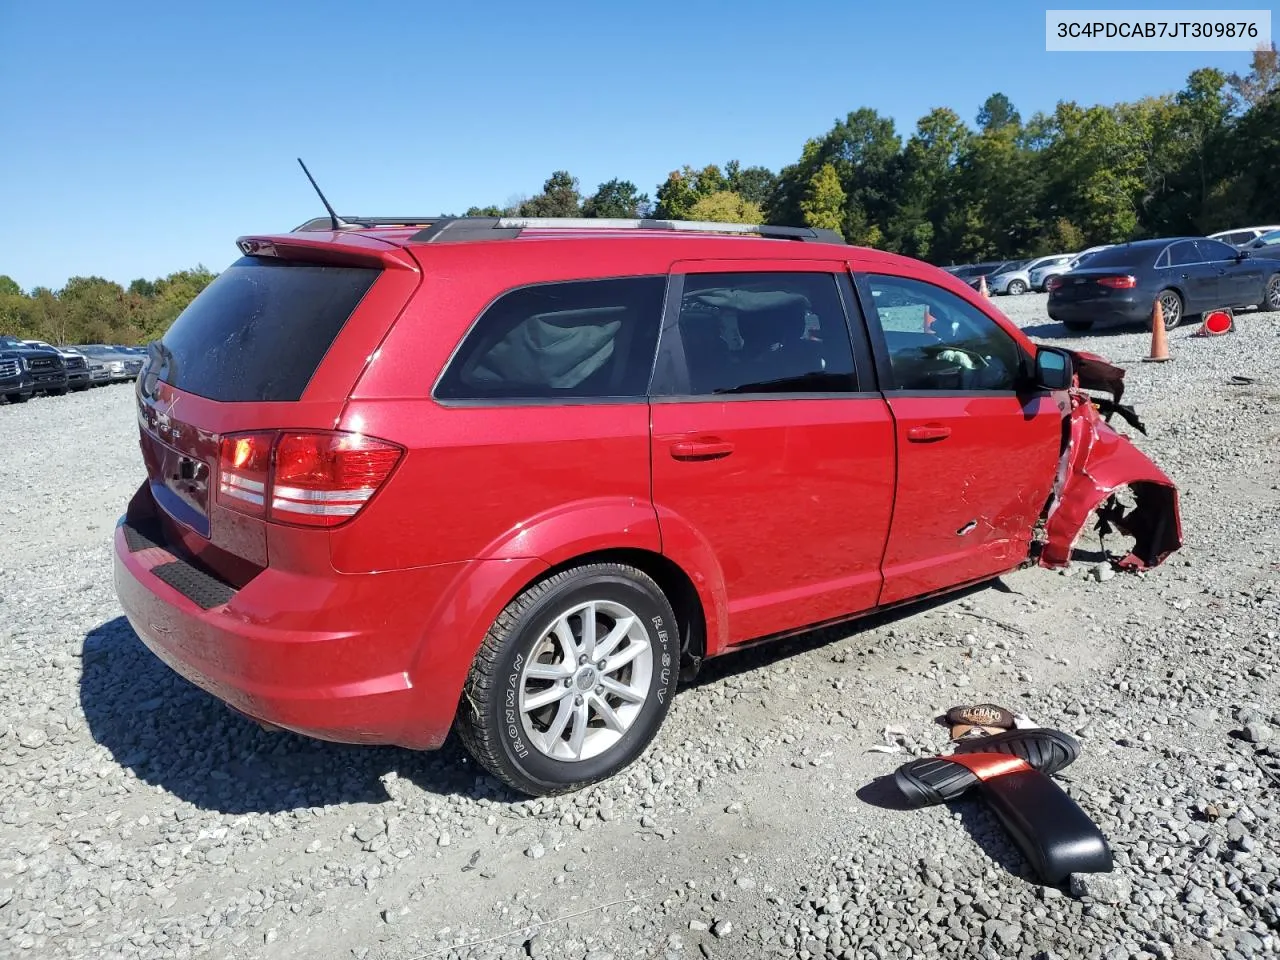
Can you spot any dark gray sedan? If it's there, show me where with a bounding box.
[1047,237,1280,331]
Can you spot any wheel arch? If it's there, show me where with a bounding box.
[531,548,708,675]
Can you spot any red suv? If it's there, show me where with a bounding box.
[114,216,1181,796]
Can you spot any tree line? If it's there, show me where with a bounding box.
[2,47,1275,347]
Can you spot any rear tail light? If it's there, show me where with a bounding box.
[217,430,403,528]
[1045,276,1063,292]
[1096,275,1137,289]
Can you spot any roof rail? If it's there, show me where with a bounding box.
[406,217,846,245]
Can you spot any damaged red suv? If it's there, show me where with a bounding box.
[114,216,1181,795]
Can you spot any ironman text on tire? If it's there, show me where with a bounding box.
[456,563,679,796]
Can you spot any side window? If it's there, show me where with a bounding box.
[434,277,665,400]
[1168,242,1200,266]
[1195,239,1239,262]
[865,274,1025,392]
[654,272,857,396]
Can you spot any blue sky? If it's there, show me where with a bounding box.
[0,0,1271,290]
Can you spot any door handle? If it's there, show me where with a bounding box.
[669,438,735,461]
[907,424,951,443]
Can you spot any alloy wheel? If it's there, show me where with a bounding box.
[518,600,654,762]
[1158,291,1182,328]
[1268,276,1280,310]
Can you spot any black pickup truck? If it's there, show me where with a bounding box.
[0,335,67,402]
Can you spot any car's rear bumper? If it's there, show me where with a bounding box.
[112,513,486,750]
[1047,297,1150,328]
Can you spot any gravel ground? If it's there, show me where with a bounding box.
[1,294,1278,960]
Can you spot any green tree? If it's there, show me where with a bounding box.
[977,93,1021,131]
[686,191,763,224]
[582,179,650,218]
[464,205,507,217]
[726,163,778,210]
[517,171,581,218]
[799,163,846,236]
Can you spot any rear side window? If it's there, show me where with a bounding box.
[157,257,378,402]
[435,277,665,401]
[1167,242,1200,266]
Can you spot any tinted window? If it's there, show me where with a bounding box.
[653,272,857,396]
[157,257,378,402]
[867,274,1025,392]
[1073,246,1151,268]
[1226,232,1254,245]
[1167,242,1200,266]
[435,277,665,400]
[1195,239,1239,261]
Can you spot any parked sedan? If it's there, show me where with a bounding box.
[990,254,1074,295]
[76,344,145,383]
[1047,237,1280,331]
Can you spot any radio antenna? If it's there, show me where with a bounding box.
[296,158,350,230]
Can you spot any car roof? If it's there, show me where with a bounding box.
[239,217,947,274]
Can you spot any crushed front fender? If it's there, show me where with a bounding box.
[1039,363,1182,571]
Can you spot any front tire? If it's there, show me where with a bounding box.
[456,563,679,796]
[1007,279,1027,296]
[5,393,29,403]
[1258,273,1280,312]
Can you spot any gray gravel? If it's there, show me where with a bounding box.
[1,295,1278,959]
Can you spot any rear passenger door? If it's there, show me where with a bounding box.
[1161,240,1218,312]
[856,270,1062,606]
[649,261,895,646]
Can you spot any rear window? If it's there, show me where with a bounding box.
[156,256,379,402]
[1073,246,1150,268]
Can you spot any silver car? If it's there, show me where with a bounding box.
[1208,225,1280,249]
[991,254,1074,295]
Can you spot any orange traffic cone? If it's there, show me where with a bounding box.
[1142,298,1172,363]
[978,275,990,298]
[1192,308,1234,337]
[922,306,936,333]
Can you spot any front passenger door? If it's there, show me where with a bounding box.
[1196,238,1263,307]
[858,272,1062,606]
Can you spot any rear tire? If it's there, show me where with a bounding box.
[1258,273,1280,312]
[1039,275,1060,292]
[1062,320,1093,332]
[5,393,29,403]
[456,563,679,796]
[1151,289,1184,330]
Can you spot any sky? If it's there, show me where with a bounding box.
[1,0,1274,290]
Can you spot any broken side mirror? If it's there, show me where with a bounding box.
[1035,346,1073,390]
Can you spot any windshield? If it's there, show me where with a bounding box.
[0,335,24,348]
[1254,230,1280,247]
